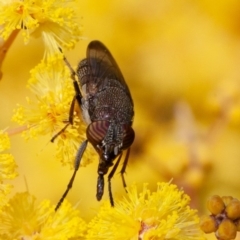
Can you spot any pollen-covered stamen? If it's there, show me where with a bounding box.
[86,183,205,240]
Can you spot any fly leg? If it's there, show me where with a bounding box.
[120,148,130,191]
[106,153,123,206]
[51,51,83,142]
[54,51,88,211]
[50,96,75,142]
[60,47,83,106]
[55,140,88,211]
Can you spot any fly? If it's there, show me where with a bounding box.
[55,41,135,210]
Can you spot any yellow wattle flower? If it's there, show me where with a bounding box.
[0,0,81,52]
[12,57,96,167]
[0,131,18,210]
[12,57,74,137]
[87,182,206,240]
[0,192,87,240]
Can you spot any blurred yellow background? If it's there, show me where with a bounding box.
[1,1,240,238]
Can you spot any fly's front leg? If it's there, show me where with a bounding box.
[107,153,123,207]
[55,140,88,211]
[120,148,130,191]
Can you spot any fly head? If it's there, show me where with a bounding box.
[86,120,135,203]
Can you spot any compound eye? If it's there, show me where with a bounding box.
[87,121,110,146]
[122,126,135,150]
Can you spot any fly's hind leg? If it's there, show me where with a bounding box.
[51,51,83,142]
[60,47,83,107]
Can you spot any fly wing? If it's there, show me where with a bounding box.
[86,41,132,97]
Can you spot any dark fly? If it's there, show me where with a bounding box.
[55,41,134,210]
